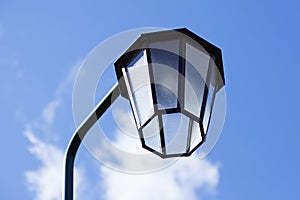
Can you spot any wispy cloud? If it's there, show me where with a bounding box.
[96,100,220,200]
[24,61,85,200]
[24,125,87,200]
[24,127,65,200]
[101,155,219,200]
[42,99,61,126]
[101,140,219,199]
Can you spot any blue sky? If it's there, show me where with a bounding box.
[1,0,300,199]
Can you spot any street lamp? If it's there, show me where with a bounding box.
[64,28,225,199]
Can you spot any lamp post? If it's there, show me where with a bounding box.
[64,28,225,199]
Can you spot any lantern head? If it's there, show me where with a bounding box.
[114,28,225,158]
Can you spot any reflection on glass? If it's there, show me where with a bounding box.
[150,40,179,110]
[154,84,177,110]
[142,116,162,153]
[184,43,210,117]
[125,50,154,126]
[203,83,215,134]
[189,120,202,151]
[203,60,216,134]
[162,113,189,154]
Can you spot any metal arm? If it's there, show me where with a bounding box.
[64,83,120,200]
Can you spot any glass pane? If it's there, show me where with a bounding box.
[186,43,210,80]
[150,40,180,110]
[125,50,154,126]
[142,116,162,153]
[162,113,189,154]
[189,120,203,151]
[203,63,216,134]
[184,43,210,117]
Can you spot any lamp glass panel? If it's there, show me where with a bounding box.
[150,40,180,110]
[203,62,216,134]
[125,50,154,126]
[184,43,210,117]
[189,120,203,151]
[142,116,162,153]
[162,113,189,154]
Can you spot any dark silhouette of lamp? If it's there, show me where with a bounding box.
[64,28,225,200]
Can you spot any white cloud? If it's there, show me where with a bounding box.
[24,127,64,200]
[101,156,218,200]
[24,60,86,200]
[41,60,81,126]
[97,99,220,200]
[42,99,61,126]
[55,60,81,97]
[99,131,219,200]
[24,126,86,200]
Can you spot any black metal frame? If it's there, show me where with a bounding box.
[64,84,120,200]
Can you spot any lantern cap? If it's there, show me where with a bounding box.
[114,28,225,99]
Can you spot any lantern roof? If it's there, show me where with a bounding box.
[115,28,225,99]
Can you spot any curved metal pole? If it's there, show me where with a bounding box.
[64,83,120,200]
